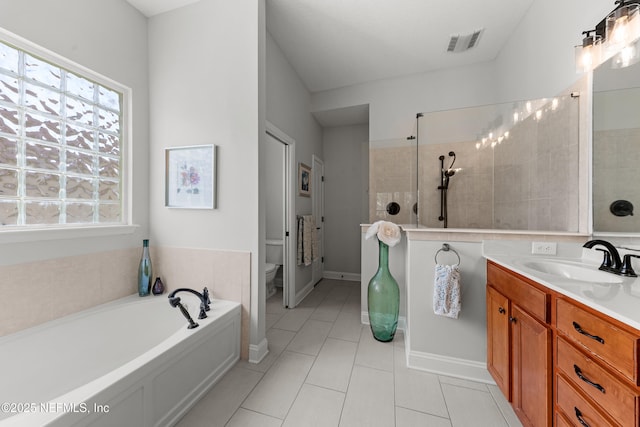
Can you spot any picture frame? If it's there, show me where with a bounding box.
[165,144,216,209]
[298,162,311,197]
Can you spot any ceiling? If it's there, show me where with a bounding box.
[126,0,535,125]
[127,0,534,92]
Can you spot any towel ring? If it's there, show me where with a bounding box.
[435,243,460,266]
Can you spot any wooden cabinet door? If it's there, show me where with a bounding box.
[511,304,552,427]
[487,286,510,399]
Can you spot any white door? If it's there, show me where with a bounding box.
[312,155,324,285]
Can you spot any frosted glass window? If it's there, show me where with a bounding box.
[0,37,124,228]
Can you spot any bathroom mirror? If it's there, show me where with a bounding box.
[592,57,640,233]
[369,94,583,232]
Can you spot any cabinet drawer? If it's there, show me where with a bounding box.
[487,262,548,323]
[556,298,638,383]
[555,410,573,427]
[556,337,637,427]
[556,374,615,427]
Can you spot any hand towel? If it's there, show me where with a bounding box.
[433,264,461,319]
[296,216,304,266]
[302,215,314,266]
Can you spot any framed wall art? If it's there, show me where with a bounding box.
[298,162,311,197]
[165,144,216,209]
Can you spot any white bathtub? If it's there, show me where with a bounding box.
[0,293,241,426]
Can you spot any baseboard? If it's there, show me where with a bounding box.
[406,349,496,384]
[294,280,315,306]
[323,271,361,282]
[248,337,269,364]
[361,311,407,332]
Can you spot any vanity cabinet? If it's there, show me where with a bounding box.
[487,261,552,427]
[487,260,640,427]
[555,297,640,427]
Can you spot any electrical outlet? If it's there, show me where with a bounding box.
[531,242,557,255]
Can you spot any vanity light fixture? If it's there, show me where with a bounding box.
[575,30,603,73]
[576,0,640,72]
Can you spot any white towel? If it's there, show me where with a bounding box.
[303,215,314,266]
[297,216,304,266]
[433,264,461,319]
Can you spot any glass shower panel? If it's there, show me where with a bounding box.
[416,95,580,232]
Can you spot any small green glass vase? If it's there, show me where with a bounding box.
[367,240,399,342]
[138,239,152,297]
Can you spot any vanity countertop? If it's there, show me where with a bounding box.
[483,243,640,332]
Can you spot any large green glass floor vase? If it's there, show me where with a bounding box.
[367,240,399,342]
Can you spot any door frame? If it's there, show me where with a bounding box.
[265,121,296,308]
[312,154,325,285]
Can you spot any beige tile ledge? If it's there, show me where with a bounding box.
[360,224,589,243]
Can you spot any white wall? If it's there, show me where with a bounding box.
[495,0,613,102]
[0,1,149,250]
[311,62,499,143]
[0,0,150,266]
[265,32,323,294]
[148,0,264,354]
[406,240,491,382]
[323,125,369,277]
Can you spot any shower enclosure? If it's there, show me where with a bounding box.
[368,94,581,231]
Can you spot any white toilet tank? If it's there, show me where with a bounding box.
[266,239,283,265]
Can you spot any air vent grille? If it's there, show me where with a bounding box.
[447,28,484,53]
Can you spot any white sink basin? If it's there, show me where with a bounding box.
[520,260,623,284]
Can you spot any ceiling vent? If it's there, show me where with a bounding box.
[447,29,484,53]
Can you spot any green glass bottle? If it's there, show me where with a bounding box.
[138,239,152,297]
[367,240,400,342]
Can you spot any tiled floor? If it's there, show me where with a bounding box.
[177,279,522,427]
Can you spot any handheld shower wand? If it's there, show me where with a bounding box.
[438,152,456,228]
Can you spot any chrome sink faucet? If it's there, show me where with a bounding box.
[167,287,211,329]
[583,240,623,274]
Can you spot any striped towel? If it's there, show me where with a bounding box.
[433,264,461,319]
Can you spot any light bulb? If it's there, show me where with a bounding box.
[612,42,639,68]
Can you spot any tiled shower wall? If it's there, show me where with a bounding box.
[593,128,640,232]
[369,140,417,225]
[493,95,580,231]
[369,96,580,231]
[1,246,251,359]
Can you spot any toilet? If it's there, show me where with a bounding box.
[266,239,283,298]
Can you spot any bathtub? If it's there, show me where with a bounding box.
[0,293,241,427]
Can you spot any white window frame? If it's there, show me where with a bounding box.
[0,27,135,243]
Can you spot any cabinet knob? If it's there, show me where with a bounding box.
[509,316,517,323]
[498,307,505,314]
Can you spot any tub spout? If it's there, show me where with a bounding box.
[168,287,210,329]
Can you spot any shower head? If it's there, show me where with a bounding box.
[447,151,456,171]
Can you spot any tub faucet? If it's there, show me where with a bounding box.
[168,287,211,329]
[583,239,622,274]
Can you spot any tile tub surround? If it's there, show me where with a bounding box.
[154,246,251,360]
[0,245,251,361]
[0,247,140,337]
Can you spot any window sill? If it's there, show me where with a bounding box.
[0,224,139,244]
